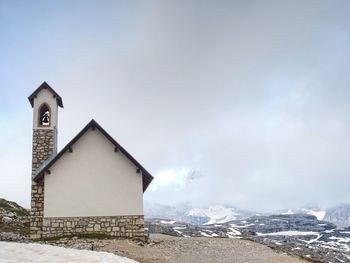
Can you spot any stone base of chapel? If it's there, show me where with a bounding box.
[39,215,145,241]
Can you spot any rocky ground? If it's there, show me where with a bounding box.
[38,234,308,263]
[1,198,348,262]
[146,215,350,263]
[0,198,30,240]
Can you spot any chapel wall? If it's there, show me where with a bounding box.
[44,129,144,218]
[42,215,145,241]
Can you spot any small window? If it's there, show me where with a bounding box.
[39,103,50,126]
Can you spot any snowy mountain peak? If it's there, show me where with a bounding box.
[188,205,239,225]
[282,209,326,221]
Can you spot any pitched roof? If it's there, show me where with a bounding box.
[34,119,154,192]
[28,82,64,108]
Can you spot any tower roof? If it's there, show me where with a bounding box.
[28,82,64,108]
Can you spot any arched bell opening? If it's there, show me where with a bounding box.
[38,103,51,127]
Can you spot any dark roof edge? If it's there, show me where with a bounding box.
[28,81,64,108]
[34,119,154,192]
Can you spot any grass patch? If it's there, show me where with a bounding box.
[76,233,113,239]
[38,233,113,241]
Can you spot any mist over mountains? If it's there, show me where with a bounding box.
[145,201,350,262]
[144,202,350,228]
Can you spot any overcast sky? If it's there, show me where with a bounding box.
[1,0,350,212]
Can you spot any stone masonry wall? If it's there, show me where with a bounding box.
[42,215,145,240]
[30,129,55,239]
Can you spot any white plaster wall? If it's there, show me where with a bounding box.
[43,129,144,217]
[33,88,58,129]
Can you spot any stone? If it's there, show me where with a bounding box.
[135,218,144,225]
[41,215,145,239]
[2,216,13,224]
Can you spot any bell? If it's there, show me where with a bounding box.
[42,113,49,124]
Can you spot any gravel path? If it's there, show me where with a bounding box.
[94,234,308,263]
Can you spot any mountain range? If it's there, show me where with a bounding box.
[144,202,350,227]
[145,203,350,262]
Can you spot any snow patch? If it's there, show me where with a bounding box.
[307,210,326,220]
[227,228,241,236]
[0,242,137,263]
[257,231,319,237]
[230,223,255,228]
[160,220,176,224]
[282,209,326,220]
[329,237,350,243]
[200,231,212,237]
[173,226,186,230]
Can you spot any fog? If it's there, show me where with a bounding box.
[1,0,350,211]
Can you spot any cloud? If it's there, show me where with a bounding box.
[150,168,202,191]
[150,169,190,191]
[1,0,350,211]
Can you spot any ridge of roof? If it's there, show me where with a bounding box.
[34,119,153,192]
[28,82,64,108]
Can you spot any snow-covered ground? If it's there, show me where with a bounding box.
[0,242,137,263]
[160,220,176,224]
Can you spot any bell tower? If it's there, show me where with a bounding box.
[28,82,63,239]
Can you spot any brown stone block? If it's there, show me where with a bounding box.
[35,202,42,208]
[112,226,119,231]
[135,218,144,225]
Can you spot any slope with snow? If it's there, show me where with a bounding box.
[282,209,326,221]
[188,206,240,224]
[324,204,350,228]
[144,202,254,225]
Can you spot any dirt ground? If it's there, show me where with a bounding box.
[92,234,308,263]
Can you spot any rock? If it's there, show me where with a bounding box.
[0,232,26,241]
[6,212,16,218]
[146,214,350,262]
[2,216,14,224]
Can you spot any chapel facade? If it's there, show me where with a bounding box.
[29,82,153,240]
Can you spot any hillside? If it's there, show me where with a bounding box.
[0,198,30,239]
[323,204,350,228]
[0,199,29,217]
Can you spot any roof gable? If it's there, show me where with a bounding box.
[28,82,64,108]
[34,119,153,192]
